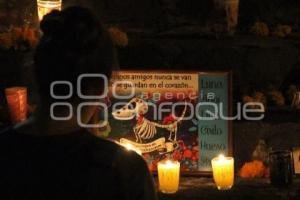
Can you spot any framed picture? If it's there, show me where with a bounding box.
[103,70,232,175]
[292,148,300,175]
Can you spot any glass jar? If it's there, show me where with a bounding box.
[269,150,293,187]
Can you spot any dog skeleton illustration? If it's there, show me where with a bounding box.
[112,98,187,143]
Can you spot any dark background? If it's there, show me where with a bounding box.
[1,0,300,30]
[1,0,300,95]
[0,0,300,167]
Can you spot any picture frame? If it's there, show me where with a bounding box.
[103,70,233,175]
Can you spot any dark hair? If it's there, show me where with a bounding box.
[34,6,117,106]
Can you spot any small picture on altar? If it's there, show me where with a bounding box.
[292,148,300,174]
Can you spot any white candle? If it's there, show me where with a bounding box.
[37,0,62,21]
[157,159,180,194]
[211,155,234,190]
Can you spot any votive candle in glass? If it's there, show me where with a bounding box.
[269,150,293,187]
[37,0,62,21]
[211,155,234,190]
[157,159,180,194]
[5,87,28,124]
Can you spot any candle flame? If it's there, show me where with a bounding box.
[166,160,173,166]
[162,159,180,169]
[125,143,134,151]
[122,142,142,155]
[218,154,225,160]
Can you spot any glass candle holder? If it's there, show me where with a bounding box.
[269,150,293,187]
[5,87,28,124]
[211,155,234,190]
[37,0,62,21]
[157,159,180,194]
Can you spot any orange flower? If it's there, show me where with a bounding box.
[0,33,13,49]
[0,26,39,50]
[239,160,269,179]
[23,28,38,48]
[108,27,129,47]
[11,27,23,41]
[183,149,193,158]
[250,22,269,36]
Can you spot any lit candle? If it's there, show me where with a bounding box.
[37,0,62,21]
[157,159,180,194]
[211,155,234,190]
[5,87,28,124]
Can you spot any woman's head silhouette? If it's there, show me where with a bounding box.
[35,6,117,109]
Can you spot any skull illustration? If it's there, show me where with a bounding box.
[112,97,148,120]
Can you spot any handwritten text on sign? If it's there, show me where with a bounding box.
[198,73,230,171]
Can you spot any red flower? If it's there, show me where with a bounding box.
[192,146,198,152]
[143,153,149,160]
[148,163,155,171]
[183,149,193,158]
[177,140,186,150]
[173,151,183,161]
[162,114,176,125]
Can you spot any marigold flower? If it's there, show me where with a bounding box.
[108,27,129,47]
[239,160,269,178]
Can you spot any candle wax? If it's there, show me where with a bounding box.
[157,160,180,194]
[211,155,234,190]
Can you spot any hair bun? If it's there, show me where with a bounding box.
[40,10,64,36]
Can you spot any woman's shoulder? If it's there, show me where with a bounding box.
[0,127,146,171]
[86,133,145,168]
[83,131,147,169]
